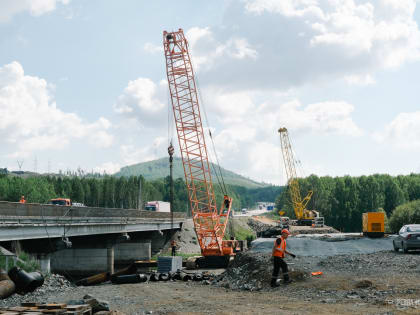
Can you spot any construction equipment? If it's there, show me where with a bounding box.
[362,212,385,238]
[163,29,235,266]
[49,198,71,206]
[145,201,171,212]
[278,127,323,226]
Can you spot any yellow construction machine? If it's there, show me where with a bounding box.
[278,127,324,226]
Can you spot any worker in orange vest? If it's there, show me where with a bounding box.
[271,229,296,287]
[19,195,26,204]
[171,240,177,256]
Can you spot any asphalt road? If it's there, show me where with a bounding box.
[251,236,394,257]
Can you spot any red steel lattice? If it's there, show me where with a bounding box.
[163,29,232,256]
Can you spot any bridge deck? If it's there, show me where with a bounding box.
[0,201,186,241]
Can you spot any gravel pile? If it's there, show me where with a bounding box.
[213,251,308,291]
[174,219,201,254]
[290,226,339,234]
[318,250,420,274]
[247,219,277,234]
[210,250,419,308]
[0,273,74,307]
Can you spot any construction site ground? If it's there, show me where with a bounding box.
[36,217,420,314]
[3,216,419,314]
[38,250,419,314]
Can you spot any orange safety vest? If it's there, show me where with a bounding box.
[273,237,286,258]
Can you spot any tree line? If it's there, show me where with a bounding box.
[0,174,281,213]
[275,173,420,232]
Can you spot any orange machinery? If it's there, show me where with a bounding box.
[163,29,234,262]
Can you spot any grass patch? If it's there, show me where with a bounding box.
[224,224,256,243]
[0,252,40,273]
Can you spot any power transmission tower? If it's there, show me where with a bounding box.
[33,156,38,173]
[17,160,24,172]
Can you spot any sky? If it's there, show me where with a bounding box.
[0,0,420,185]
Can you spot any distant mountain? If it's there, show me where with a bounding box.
[115,157,267,189]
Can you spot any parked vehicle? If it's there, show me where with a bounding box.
[145,201,170,212]
[362,212,385,238]
[72,202,86,207]
[241,208,247,214]
[393,224,420,253]
[49,198,71,206]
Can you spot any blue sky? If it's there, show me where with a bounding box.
[1,0,419,184]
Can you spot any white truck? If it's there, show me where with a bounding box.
[145,201,171,212]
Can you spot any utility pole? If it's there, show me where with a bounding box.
[168,142,174,229]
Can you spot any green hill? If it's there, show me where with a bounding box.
[115,157,267,189]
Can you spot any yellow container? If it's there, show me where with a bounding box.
[362,212,385,237]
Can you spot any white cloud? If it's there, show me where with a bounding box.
[202,89,362,184]
[120,136,167,165]
[93,162,121,175]
[113,78,167,127]
[184,0,420,90]
[143,42,163,54]
[185,27,258,72]
[0,0,70,22]
[373,111,420,150]
[0,61,114,158]
[345,74,375,85]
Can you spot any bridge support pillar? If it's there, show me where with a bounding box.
[38,254,51,274]
[107,246,114,274]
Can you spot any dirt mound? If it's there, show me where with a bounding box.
[214,251,308,291]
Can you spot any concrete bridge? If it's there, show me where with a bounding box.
[0,201,185,242]
[0,201,186,276]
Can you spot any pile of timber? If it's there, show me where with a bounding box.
[0,303,91,315]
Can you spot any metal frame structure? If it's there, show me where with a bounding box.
[163,29,232,256]
[278,127,314,222]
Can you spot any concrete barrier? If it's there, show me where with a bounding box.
[0,201,186,219]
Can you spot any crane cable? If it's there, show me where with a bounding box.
[194,74,228,197]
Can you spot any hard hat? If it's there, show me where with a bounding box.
[281,229,290,235]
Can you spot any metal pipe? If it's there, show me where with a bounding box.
[0,280,15,299]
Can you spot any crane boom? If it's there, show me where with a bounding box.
[278,127,315,225]
[163,29,233,257]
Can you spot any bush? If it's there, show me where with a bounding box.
[0,252,40,273]
[389,199,420,233]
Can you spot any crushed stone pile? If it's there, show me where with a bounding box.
[318,251,420,275]
[247,219,277,234]
[213,251,308,291]
[290,226,339,234]
[0,273,74,307]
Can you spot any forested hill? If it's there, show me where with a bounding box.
[115,157,266,189]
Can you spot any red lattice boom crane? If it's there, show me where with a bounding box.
[163,29,234,260]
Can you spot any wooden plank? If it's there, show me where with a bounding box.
[41,310,66,314]
[64,306,89,311]
[7,307,30,312]
[21,303,40,307]
[38,304,67,310]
